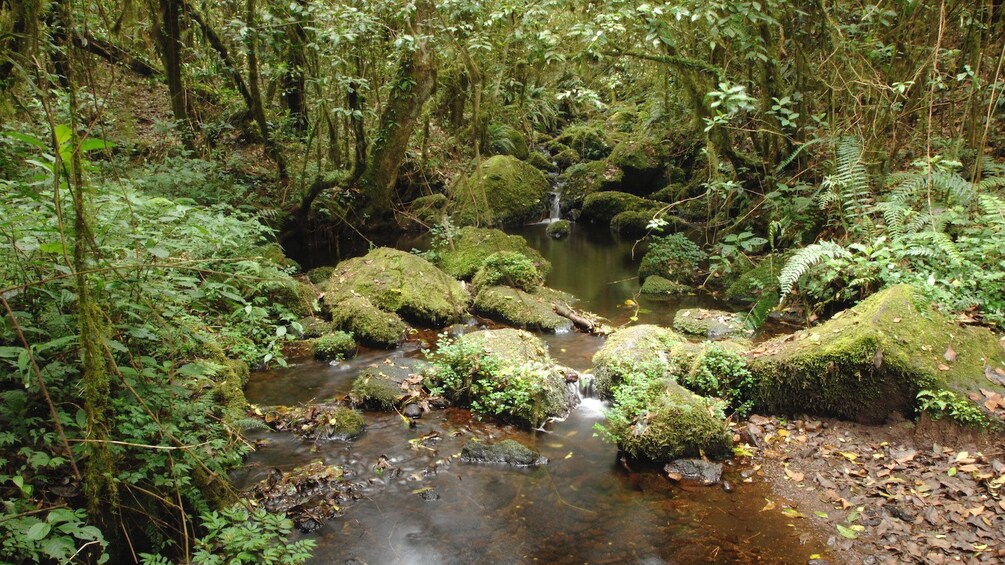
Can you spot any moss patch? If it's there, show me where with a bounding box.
[640,275,692,298]
[673,308,746,340]
[553,148,581,170]
[307,266,336,285]
[748,284,1005,424]
[488,124,530,160]
[528,151,558,172]
[298,316,334,338]
[403,193,449,230]
[638,234,706,284]
[434,227,549,280]
[546,220,571,239]
[726,256,782,304]
[473,285,574,333]
[313,331,357,360]
[328,295,406,348]
[350,368,402,411]
[560,162,625,211]
[323,247,469,327]
[472,251,544,293]
[556,124,611,160]
[591,324,685,397]
[258,404,365,441]
[451,155,550,227]
[609,138,667,193]
[580,191,658,225]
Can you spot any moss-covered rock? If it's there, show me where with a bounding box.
[328,295,406,348]
[472,285,574,333]
[261,279,317,317]
[556,124,611,160]
[427,329,576,427]
[298,316,334,338]
[258,404,365,441]
[323,247,469,327]
[580,191,657,225]
[213,358,250,420]
[673,308,746,340]
[726,257,782,304]
[610,210,657,237]
[488,124,530,160]
[258,243,301,272]
[471,251,543,293]
[748,284,1005,424]
[433,227,549,280]
[610,381,733,462]
[553,148,581,170]
[609,138,667,193]
[403,193,449,230]
[638,234,706,284]
[543,139,571,156]
[306,266,336,285]
[313,331,357,360]
[527,151,558,172]
[546,219,571,239]
[560,162,625,212]
[640,275,691,298]
[591,324,685,397]
[451,155,550,227]
[461,439,547,466]
[350,368,403,411]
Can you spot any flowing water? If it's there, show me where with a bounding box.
[238,224,825,564]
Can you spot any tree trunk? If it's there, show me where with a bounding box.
[154,0,195,150]
[245,0,288,181]
[282,0,309,136]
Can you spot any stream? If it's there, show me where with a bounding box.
[235,223,824,564]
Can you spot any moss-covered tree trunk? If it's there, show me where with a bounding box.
[153,0,195,151]
[359,0,436,216]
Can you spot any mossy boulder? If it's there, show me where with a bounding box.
[638,234,707,284]
[471,251,543,293]
[726,257,782,304]
[609,138,667,194]
[591,324,685,397]
[428,329,576,427]
[261,279,317,317]
[307,266,337,285]
[609,381,733,462]
[313,331,357,360]
[640,275,691,298]
[258,404,365,441]
[560,162,624,212]
[472,285,573,333]
[451,155,550,227]
[748,284,1005,424]
[403,193,449,230]
[298,316,334,338]
[527,151,558,172]
[673,308,746,340]
[610,210,657,237]
[461,439,547,466]
[488,124,529,160]
[580,191,658,225]
[323,247,469,327]
[556,124,611,160]
[546,219,571,239]
[553,148,581,170]
[433,227,549,280]
[258,243,301,272]
[328,295,406,348]
[350,368,403,411]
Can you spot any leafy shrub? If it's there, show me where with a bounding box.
[681,346,756,417]
[471,251,543,292]
[185,505,316,564]
[916,389,989,429]
[638,233,707,283]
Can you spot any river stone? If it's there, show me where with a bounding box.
[434,227,550,280]
[749,284,1005,424]
[640,275,691,298]
[673,308,746,340]
[546,219,571,239]
[664,459,723,486]
[451,155,550,227]
[328,295,406,348]
[592,324,685,398]
[257,404,365,441]
[461,439,548,466]
[323,247,469,328]
[472,285,573,333]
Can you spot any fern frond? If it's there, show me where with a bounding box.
[931,172,974,206]
[901,231,963,264]
[977,176,1005,192]
[743,292,777,332]
[778,241,852,300]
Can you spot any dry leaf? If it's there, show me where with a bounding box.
[785,466,805,482]
[938,363,951,371]
[944,345,957,362]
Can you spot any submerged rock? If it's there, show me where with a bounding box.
[664,459,723,486]
[256,404,366,441]
[434,227,550,280]
[451,155,550,227]
[749,284,1005,424]
[591,324,684,397]
[673,308,746,340]
[472,285,573,333]
[323,247,469,328]
[461,439,548,466]
[248,461,352,532]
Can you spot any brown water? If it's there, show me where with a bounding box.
[238,224,828,564]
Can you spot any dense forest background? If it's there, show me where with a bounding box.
[2,0,1005,562]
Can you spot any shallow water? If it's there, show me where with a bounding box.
[238,225,826,564]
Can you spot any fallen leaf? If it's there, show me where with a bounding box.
[814,511,829,518]
[944,345,957,362]
[836,524,858,539]
[781,508,805,518]
[938,363,951,371]
[761,499,777,512]
[784,466,804,482]
[837,451,858,462]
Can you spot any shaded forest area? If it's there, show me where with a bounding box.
[2,0,1005,562]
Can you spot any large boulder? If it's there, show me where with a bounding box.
[591,324,685,398]
[579,191,658,225]
[748,285,1005,424]
[472,285,574,333]
[426,329,577,428]
[433,227,550,280]
[451,155,550,227]
[560,161,624,212]
[328,295,406,348]
[323,247,469,328]
[608,138,667,195]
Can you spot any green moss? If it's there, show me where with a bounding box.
[611,381,733,462]
[214,358,250,421]
[638,234,706,284]
[610,210,657,236]
[328,295,406,348]
[323,247,469,327]
[434,227,550,280]
[672,308,746,339]
[543,139,571,155]
[350,368,402,410]
[313,331,357,360]
[488,124,530,160]
[298,316,333,339]
[556,124,611,160]
[580,191,656,225]
[748,284,1005,424]
[527,151,557,172]
[591,324,685,397]
[640,275,691,297]
[726,256,783,304]
[258,243,301,272]
[553,148,580,170]
[545,220,571,239]
[561,162,624,211]
[306,266,336,285]
[405,193,449,230]
[472,251,543,293]
[318,406,366,441]
[451,155,550,227]
[609,138,666,190]
[473,285,573,332]
[261,279,317,317]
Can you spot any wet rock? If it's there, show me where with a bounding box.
[748,284,1005,424]
[664,459,723,486]
[672,308,746,340]
[403,403,422,419]
[247,461,352,532]
[256,404,365,441]
[591,324,684,397]
[472,285,574,333]
[433,227,549,280]
[416,487,440,501]
[546,219,571,239]
[720,480,735,493]
[640,275,692,298]
[451,155,550,227]
[461,439,548,466]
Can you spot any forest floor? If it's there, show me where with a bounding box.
[744,414,1005,564]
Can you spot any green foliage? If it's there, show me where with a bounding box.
[638,233,707,284]
[0,506,108,564]
[187,505,316,564]
[472,251,544,292]
[313,332,357,361]
[916,389,990,429]
[681,346,756,417]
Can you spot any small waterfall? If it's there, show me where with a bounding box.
[549,191,561,222]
